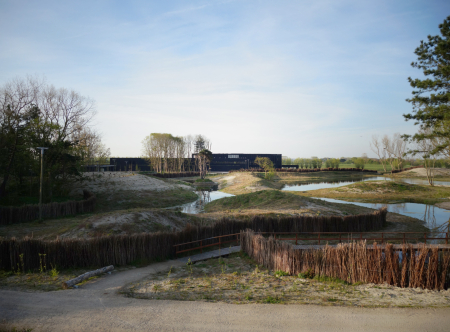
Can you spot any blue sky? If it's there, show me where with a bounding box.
[1,0,449,158]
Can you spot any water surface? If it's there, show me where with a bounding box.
[180,190,234,214]
[315,197,450,231]
[281,176,450,192]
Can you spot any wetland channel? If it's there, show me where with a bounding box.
[282,176,450,231]
[177,176,450,233]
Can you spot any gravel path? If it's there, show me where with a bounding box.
[1,260,450,332]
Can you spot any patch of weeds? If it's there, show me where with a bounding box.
[298,268,315,279]
[48,264,59,278]
[263,296,283,304]
[187,258,193,275]
[313,275,348,285]
[167,266,173,278]
[275,270,289,278]
[0,328,33,332]
[38,254,47,274]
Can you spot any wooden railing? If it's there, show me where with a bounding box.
[263,231,449,245]
[174,231,450,257]
[174,233,240,257]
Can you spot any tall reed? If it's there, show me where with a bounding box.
[240,229,450,290]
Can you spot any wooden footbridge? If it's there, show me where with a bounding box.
[175,231,450,263]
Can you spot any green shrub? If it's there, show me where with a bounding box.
[298,268,314,279]
[274,270,289,277]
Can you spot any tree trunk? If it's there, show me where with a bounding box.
[62,265,114,289]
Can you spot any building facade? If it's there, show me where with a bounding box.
[109,154,282,172]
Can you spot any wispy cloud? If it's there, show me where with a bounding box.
[1,0,449,157]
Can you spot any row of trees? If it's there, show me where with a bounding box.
[282,157,324,169]
[141,133,211,173]
[0,76,109,202]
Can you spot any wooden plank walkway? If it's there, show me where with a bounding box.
[177,246,241,264]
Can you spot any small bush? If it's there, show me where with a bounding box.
[274,270,289,277]
[263,296,282,304]
[298,268,314,279]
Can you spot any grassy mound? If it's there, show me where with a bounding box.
[195,178,214,183]
[297,180,450,204]
[204,190,307,212]
[339,181,430,193]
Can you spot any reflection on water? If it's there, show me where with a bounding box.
[281,176,450,192]
[180,190,235,214]
[315,198,450,238]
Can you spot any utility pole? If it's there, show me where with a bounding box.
[36,147,48,222]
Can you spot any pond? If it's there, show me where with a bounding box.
[281,177,450,192]
[281,176,450,232]
[179,190,235,214]
[314,198,450,232]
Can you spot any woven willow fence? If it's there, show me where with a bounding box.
[0,208,386,271]
[0,190,96,225]
[241,230,450,290]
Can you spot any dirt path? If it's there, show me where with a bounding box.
[1,260,450,332]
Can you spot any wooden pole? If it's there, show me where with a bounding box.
[62,265,114,289]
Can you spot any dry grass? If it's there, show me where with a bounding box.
[123,252,450,307]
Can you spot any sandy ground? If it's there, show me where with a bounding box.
[1,260,450,332]
[398,167,450,178]
[59,209,195,238]
[436,201,450,210]
[127,255,450,308]
[71,172,191,195]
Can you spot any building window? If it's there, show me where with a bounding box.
[228,155,239,158]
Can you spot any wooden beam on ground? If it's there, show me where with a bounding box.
[62,265,114,289]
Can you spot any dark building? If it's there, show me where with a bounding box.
[109,157,152,171]
[207,153,282,172]
[110,154,282,172]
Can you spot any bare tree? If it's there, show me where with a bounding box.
[417,138,437,186]
[196,149,212,179]
[378,133,407,173]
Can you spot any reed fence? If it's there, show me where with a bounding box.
[241,229,450,290]
[0,209,386,271]
[0,190,96,226]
